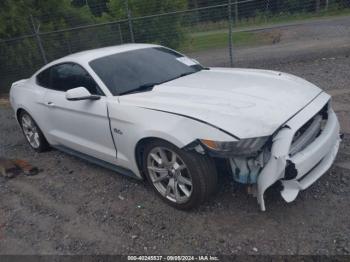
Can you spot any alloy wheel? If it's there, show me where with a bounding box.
[21,114,40,149]
[147,147,193,203]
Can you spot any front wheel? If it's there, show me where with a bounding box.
[142,140,218,210]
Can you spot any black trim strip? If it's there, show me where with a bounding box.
[67,95,101,101]
[53,145,140,180]
[139,107,240,140]
[107,106,118,158]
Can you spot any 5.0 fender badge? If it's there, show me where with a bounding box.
[113,128,123,135]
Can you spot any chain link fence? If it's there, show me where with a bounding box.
[1,0,350,94]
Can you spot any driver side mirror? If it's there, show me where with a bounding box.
[66,87,100,101]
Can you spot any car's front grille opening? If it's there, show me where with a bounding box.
[289,102,329,156]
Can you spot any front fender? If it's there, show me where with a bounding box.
[107,101,235,177]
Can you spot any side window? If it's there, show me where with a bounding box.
[70,64,102,95]
[36,68,51,88]
[50,64,75,92]
[50,63,102,95]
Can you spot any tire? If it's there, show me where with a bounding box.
[19,111,50,152]
[142,139,218,210]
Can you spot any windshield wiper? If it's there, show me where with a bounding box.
[178,71,196,78]
[164,71,197,83]
[119,71,198,96]
[119,82,160,96]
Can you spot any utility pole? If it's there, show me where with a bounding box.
[118,24,124,44]
[30,14,47,64]
[228,0,234,67]
[265,0,270,23]
[235,0,239,25]
[315,0,320,12]
[125,0,135,43]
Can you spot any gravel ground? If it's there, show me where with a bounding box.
[1,25,350,255]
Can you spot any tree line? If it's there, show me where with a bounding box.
[0,0,349,93]
[1,0,349,42]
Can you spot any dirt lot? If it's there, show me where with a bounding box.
[193,15,350,67]
[1,54,350,255]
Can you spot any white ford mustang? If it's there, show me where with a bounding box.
[10,44,341,210]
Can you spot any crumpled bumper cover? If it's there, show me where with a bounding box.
[257,92,340,211]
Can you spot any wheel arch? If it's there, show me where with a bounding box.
[15,107,50,148]
[16,107,36,125]
[16,108,26,123]
[134,136,184,179]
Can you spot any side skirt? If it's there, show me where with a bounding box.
[53,145,141,180]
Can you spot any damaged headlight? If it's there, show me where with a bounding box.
[200,137,269,156]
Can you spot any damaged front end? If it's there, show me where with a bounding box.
[199,137,271,185]
[186,92,341,211]
[255,93,340,211]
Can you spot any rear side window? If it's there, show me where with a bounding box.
[36,68,51,88]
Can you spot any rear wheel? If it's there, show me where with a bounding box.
[142,140,217,210]
[19,111,50,152]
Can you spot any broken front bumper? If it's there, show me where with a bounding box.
[257,92,340,211]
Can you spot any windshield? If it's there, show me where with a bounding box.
[89,47,203,95]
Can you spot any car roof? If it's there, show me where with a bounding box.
[60,43,159,62]
[37,43,160,74]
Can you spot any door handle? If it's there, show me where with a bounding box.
[46,101,55,107]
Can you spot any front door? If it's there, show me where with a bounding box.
[42,63,117,164]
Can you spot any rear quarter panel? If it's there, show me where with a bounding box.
[10,79,49,138]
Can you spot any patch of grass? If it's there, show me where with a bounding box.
[179,30,273,53]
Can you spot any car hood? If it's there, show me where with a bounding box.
[119,68,323,139]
